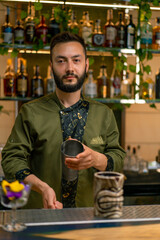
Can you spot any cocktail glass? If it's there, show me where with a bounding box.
[0,180,31,232]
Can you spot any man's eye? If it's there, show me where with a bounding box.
[58,59,65,63]
[74,59,80,63]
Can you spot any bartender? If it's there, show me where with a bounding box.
[1,32,125,209]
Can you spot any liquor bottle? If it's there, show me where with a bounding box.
[84,69,97,98]
[31,65,44,98]
[155,68,160,99]
[140,17,152,49]
[110,75,114,98]
[124,145,131,170]
[14,19,25,44]
[92,19,105,47]
[25,2,35,44]
[36,15,48,44]
[121,72,132,98]
[96,65,108,98]
[104,9,117,48]
[142,72,154,99]
[2,6,13,44]
[79,11,86,35]
[3,59,15,97]
[16,58,28,97]
[130,147,138,172]
[45,65,56,94]
[68,10,79,35]
[48,7,60,42]
[116,12,126,48]
[113,68,121,97]
[152,17,160,50]
[126,15,136,49]
[81,11,92,46]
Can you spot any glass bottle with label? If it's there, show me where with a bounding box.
[152,17,160,50]
[79,11,86,35]
[116,12,126,48]
[142,72,154,99]
[2,6,13,44]
[141,17,152,49]
[48,7,60,42]
[68,10,79,35]
[36,15,48,44]
[45,65,56,95]
[113,69,121,98]
[104,9,117,48]
[84,69,97,98]
[81,11,92,46]
[31,65,44,98]
[121,72,132,98]
[92,19,105,47]
[16,58,28,97]
[14,19,25,44]
[3,59,15,97]
[109,60,116,98]
[126,14,136,49]
[155,68,160,99]
[97,65,108,98]
[25,2,35,44]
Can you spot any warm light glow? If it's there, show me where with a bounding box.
[120,99,136,104]
[120,49,136,55]
[8,49,50,54]
[3,0,137,9]
[120,99,146,104]
[3,0,160,10]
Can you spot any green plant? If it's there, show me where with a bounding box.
[128,0,159,108]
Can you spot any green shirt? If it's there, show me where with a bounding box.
[1,92,126,209]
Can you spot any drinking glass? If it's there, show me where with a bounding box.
[0,180,31,232]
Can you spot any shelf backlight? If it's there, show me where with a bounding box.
[4,0,160,10]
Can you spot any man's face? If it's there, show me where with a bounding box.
[50,41,89,93]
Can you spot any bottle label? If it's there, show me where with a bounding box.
[127,35,134,47]
[92,34,104,46]
[26,26,35,42]
[82,27,92,44]
[106,27,116,41]
[85,82,97,98]
[26,21,35,28]
[14,29,24,44]
[49,23,59,29]
[128,27,135,34]
[36,28,48,43]
[113,76,121,96]
[4,77,15,96]
[17,78,27,92]
[32,80,44,96]
[3,32,13,44]
[117,28,125,46]
[141,31,152,44]
[155,32,160,45]
[46,79,56,94]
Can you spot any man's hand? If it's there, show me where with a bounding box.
[24,174,63,209]
[42,185,63,209]
[65,143,108,171]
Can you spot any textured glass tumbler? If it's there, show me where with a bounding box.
[94,171,124,219]
[61,139,84,181]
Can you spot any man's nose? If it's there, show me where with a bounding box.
[66,60,74,73]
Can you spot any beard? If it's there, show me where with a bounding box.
[51,67,87,93]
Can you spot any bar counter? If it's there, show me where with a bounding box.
[1,205,160,239]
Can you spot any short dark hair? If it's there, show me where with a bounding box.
[50,32,87,62]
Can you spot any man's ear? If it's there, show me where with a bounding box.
[86,58,89,72]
